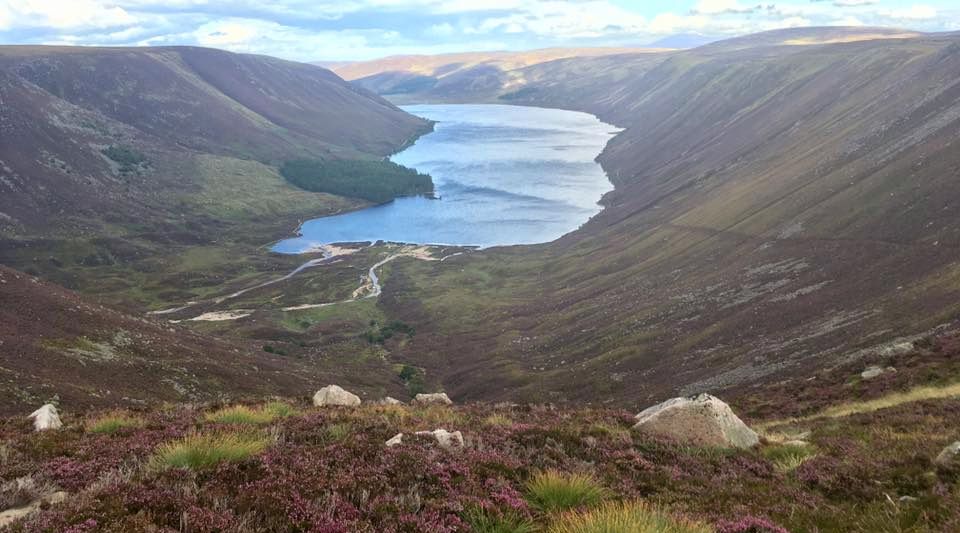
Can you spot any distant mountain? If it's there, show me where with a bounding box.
[328,47,664,103]
[647,33,718,49]
[698,26,923,52]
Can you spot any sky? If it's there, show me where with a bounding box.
[0,0,957,62]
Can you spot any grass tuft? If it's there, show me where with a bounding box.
[150,431,270,470]
[483,414,513,427]
[526,471,610,513]
[204,402,297,425]
[465,508,539,533]
[547,501,711,533]
[86,412,145,434]
[262,401,298,419]
[762,443,817,472]
[325,423,352,443]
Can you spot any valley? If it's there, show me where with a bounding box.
[2,18,960,532]
[4,29,960,410]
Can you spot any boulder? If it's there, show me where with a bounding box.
[28,404,62,432]
[385,433,404,447]
[415,429,464,450]
[935,441,960,468]
[861,366,895,380]
[380,397,404,405]
[632,393,758,449]
[312,385,361,407]
[413,392,452,405]
[0,490,67,528]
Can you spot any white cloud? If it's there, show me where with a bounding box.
[0,0,135,31]
[880,4,937,20]
[464,1,648,39]
[693,0,757,15]
[1,0,958,61]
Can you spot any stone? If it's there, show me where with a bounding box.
[415,429,464,450]
[380,397,404,405]
[935,441,960,468]
[632,393,759,449]
[0,491,67,528]
[385,433,404,447]
[412,392,452,405]
[312,385,361,407]
[861,366,885,380]
[28,404,62,432]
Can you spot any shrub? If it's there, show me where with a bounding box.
[526,471,610,513]
[85,412,144,434]
[262,344,288,356]
[465,508,538,533]
[547,501,711,533]
[398,364,427,395]
[149,432,269,470]
[101,145,147,174]
[204,405,276,425]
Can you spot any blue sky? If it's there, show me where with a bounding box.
[0,1,957,61]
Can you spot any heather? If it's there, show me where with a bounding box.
[0,396,958,531]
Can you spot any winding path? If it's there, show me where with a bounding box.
[153,245,465,320]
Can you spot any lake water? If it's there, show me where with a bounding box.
[272,104,616,253]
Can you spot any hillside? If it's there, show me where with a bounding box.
[0,45,433,308]
[0,265,404,416]
[2,332,960,530]
[0,46,429,234]
[357,29,960,405]
[334,47,663,103]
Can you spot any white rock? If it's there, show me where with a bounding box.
[28,404,62,432]
[380,397,404,405]
[935,441,960,467]
[385,433,404,447]
[415,428,464,450]
[412,392,452,405]
[632,393,758,449]
[861,366,885,380]
[312,385,361,407]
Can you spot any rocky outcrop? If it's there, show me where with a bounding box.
[385,433,404,447]
[413,393,452,406]
[415,429,464,450]
[632,394,758,449]
[312,385,361,407]
[935,441,960,468]
[380,397,404,405]
[28,404,62,432]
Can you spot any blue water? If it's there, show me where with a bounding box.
[272,104,616,253]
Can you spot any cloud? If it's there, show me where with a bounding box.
[692,1,759,15]
[0,0,135,31]
[0,0,957,60]
[880,5,937,20]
